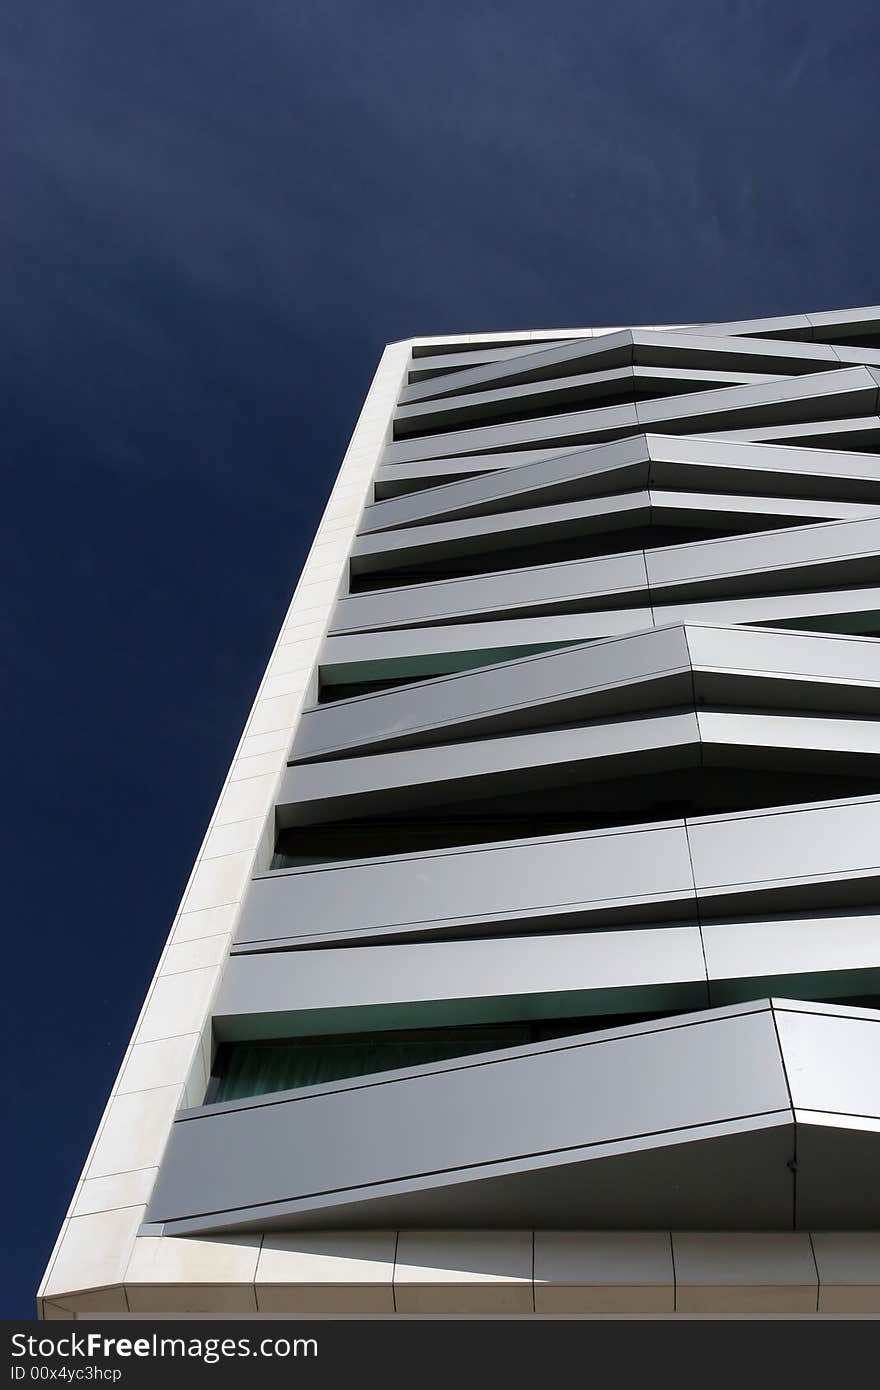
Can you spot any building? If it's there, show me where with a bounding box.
[39,305,880,1318]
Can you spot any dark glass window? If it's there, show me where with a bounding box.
[205,1010,667,1105]
[205,992,880,1106]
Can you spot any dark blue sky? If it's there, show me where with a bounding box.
[2,0,878,1316]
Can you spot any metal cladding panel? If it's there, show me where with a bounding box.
[632,333,841,372]
[243,799,880,953]
[793,1118,880,1229]
[399,332,852,407]
[635,366,877,429]
[155,1118,796,1235]
[318,597,880,687]
[382,367,878,463]
[684,313,816,339]
[704,913,880,1002]
[383,400,640,464]
[362,438,652,531]
[776,999,880,1229]
[351,492,871,580]
[398,331,637,403]
[392,365,748,438]
[683,623,880,687]
[353,491,657,569]
[646,514,880,593]
[147,1006,789,1231]
[215,924,708,1040]
[366,428,880,531]
[814,308,880,340]
[293,625,693,760]
[687,796,880,896]
[774,1006,880,1118]
[280,710,880,830]
[334,517,880,638]
[236,821,696,949]
[706,415,880,450]
[332,548,650,633]
[278,712,702,827]
[319,608,657,683]
[374,445,583,496]
[695,709,880,761]
[656,584,880,633]
[372,430,880,517]
[408,343,555,378]
[645,434,880,499]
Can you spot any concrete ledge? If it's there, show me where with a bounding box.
[673,1232,817,1314]
[534,1231,673,1314]
[392,1232,532,1314]
[37,1229,880,1318]
[813,1233,880,1313]
[256,1232,396,1314]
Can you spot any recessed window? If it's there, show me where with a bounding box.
[205,992,880,1106]
[204,1011,667,1105]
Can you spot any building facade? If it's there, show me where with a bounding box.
[40,305,880,1318]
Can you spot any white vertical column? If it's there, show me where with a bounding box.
[38,340,414,1317]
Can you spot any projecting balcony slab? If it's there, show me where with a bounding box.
[393,365,778,438]
[351,489,873,583]
[277,708,880,834]
[240,792,880,951]
[298,623,880,761]
[364,435,880,535]
[382,367,878,463]
[332,513,880,635]
[238,819,696,950]
[216,923,708,1041]
[400,330,858,407]
[146,1001,794,1235]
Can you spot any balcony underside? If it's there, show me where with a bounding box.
[147,998,880,1236]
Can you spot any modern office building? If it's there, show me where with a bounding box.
[40,305,880,1318]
